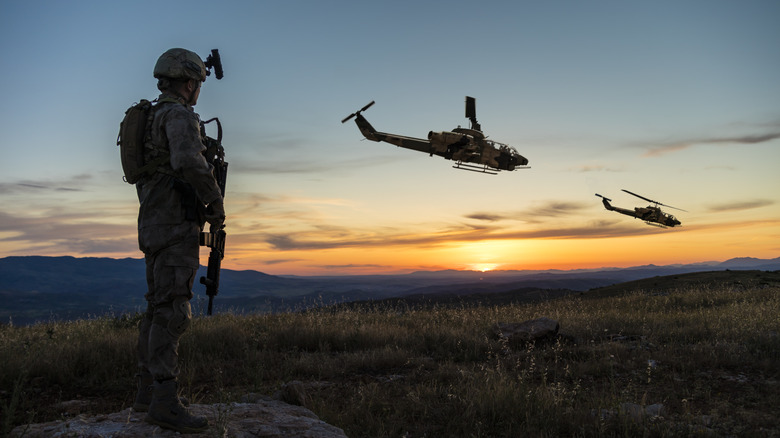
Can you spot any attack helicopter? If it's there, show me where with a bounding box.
[595,189,686,228]
[341,96,529,174]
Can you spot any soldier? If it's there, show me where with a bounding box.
[132,48,225,433]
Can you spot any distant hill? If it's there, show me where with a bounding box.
[335,270,780,310]
[583,269,780,299]
[1,255,778,325]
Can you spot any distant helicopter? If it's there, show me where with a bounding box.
[595,189,686,228]
[342,96,529,174]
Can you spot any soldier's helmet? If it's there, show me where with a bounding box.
[153,48,207,82]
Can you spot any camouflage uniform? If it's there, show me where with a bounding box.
[130,48,222,433]
[135,92,222,382]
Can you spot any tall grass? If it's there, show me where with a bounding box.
[1,283,778,437]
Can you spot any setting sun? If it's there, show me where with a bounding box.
[471,263,499,272]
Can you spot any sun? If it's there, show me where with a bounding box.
[471,263,498,272]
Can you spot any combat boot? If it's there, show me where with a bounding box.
[145,379,208,433]
[133,372,154,412]
[133,372,190,412]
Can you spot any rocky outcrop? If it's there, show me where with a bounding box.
[10,397,347,438]
[494,317,560,346]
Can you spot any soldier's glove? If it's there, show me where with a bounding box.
[205,198,225,226]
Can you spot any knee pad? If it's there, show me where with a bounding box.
[167,297,192,337]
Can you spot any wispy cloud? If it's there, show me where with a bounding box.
[465,213,506,222]
[642,133,780,157]
[0,210,136,255]
[570,164,625,173]
[232,155,408,175]
[706,199,775,213]
[261,258,307,265]
[465,202,589,224]
[316,263,388,270]
[527,202,589,218]
[0,176,93,194]
[260,219,663,252]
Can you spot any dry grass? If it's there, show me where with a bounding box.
[1,281,778,437]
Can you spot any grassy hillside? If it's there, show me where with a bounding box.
[583,269,780,298]
[2,271,778,437]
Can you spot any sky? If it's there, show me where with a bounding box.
[0,0,778,275]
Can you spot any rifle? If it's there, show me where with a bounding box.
[199,117,227,315]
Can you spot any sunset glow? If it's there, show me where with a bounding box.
[471,263,499,273]
[0,2,778,275]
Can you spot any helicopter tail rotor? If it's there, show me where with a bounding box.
[595,193,612,202]
[341,100,376,123]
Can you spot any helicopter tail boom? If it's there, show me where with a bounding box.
[595,194,617,211]
[353,113,380,141]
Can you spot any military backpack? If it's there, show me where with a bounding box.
[117,99,175,184]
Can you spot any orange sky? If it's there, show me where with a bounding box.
[1,1,779,276]
[216,215,780,275]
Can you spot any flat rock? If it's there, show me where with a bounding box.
[10,399,347,438]
[494,317,560,345]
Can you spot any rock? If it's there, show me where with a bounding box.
[619,402,665,422]
[10,399,347,438]
[274,380,309,407]
[53,399,91,415]
[494,317,560,345]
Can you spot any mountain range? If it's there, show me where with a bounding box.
[1,255,778,325]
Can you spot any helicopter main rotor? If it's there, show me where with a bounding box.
[622,189,687,212]
[465,96,481,132]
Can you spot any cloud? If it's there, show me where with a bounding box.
[465,201,589,224]
[706,199,775,213]
[260,219,663,252]
[527,201,589,218]
[0,211,137,255]
[570,164,624,173]
[703,165,736,171]
[0,178,89,194]
[232,155,407,175]
[465,213,506,222]
[261,258,306,265]
[642,133,780,157]
[316,263,388,270]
